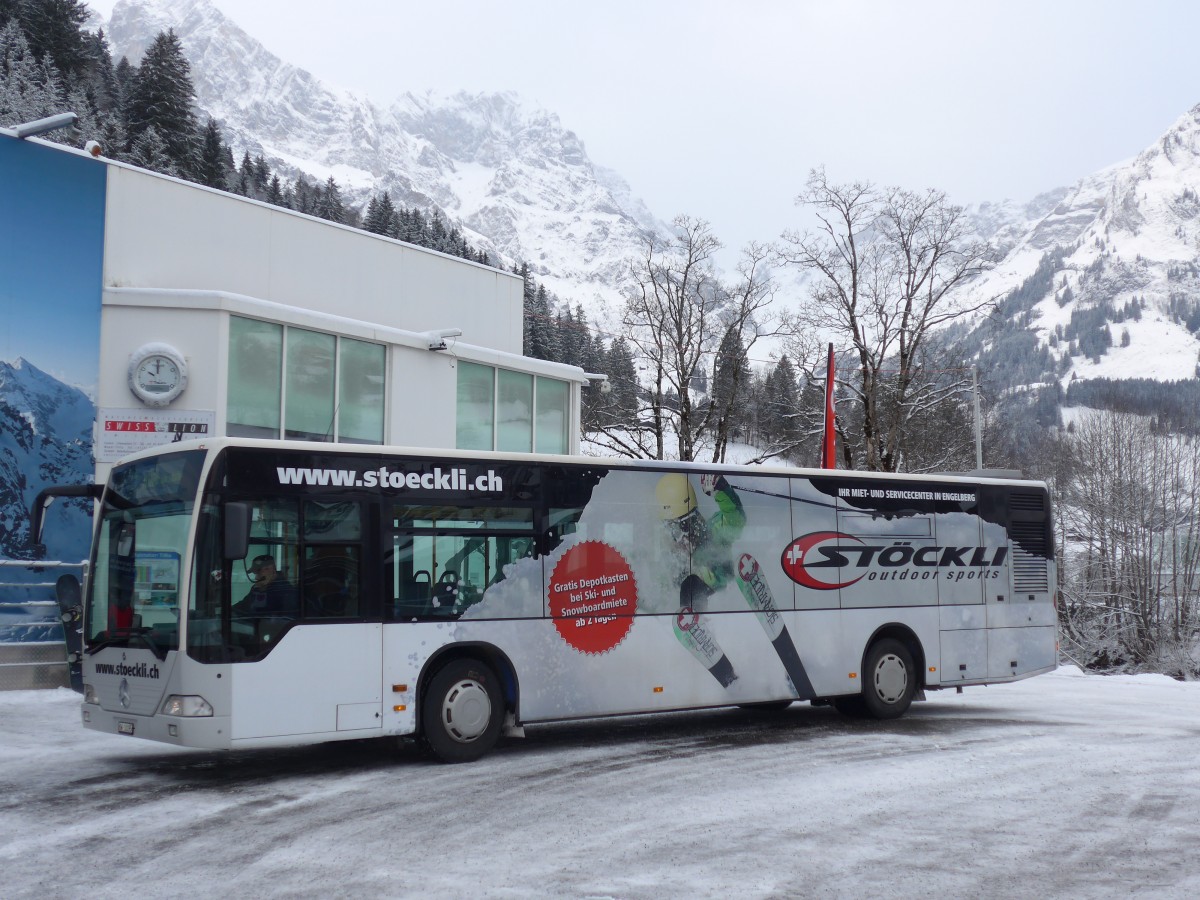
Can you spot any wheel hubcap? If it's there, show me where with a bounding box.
[440,679,492,742]
[874,653,908,704]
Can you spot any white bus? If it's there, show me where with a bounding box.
[39,438,1058,762]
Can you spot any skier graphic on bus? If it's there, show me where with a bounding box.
[655,473,814,698]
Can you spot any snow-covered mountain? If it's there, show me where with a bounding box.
[0,359,94,566]
[97,0,1200,392]
[964,187,1070,259]
[96,0,1200,396]
[102,0,665,319]
[962,105,1200,389]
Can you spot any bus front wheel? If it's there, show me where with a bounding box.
[862,638,916,719]
[421,658,504,763]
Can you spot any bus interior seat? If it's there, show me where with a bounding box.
[430,570,459,616]
[393,570,432,619]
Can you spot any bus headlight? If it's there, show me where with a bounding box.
[83,683,99,705]
[161,695,214,717]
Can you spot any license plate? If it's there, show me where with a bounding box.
[117,721,135,735]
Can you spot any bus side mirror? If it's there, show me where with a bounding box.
[30,483,103,557]
[224,503,251,560]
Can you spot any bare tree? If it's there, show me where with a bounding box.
[1058,411,1200,676]
[593,217,779,462]
[778,168,993,472]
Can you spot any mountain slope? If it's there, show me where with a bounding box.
[98,1,1200,406]
[963,105,1200,393]
[103,0,664,319]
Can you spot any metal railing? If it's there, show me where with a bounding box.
[0,558,84,691]
[1057,631,1089,670]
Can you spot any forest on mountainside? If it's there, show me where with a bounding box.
[4,0,1200,678]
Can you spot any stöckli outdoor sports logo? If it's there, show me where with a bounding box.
[780,531,1009,590]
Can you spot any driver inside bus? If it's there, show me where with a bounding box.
[234,554,299,618]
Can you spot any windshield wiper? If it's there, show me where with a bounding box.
[85,627,166,660]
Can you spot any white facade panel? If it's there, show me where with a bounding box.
[104,166,272,299]
[389,346,459,449]
[103,164,524,355]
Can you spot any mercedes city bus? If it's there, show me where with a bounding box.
[37,438,1058,761]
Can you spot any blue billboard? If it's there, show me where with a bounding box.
[0,134,106,630]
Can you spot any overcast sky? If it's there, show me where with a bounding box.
[92,0,1200,256]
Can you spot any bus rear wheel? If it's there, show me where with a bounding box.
[421,658,504,763]
[862,638,916,719]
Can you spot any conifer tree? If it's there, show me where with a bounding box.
[363,191,398,236]
[404,208,425,243]
[236,150,253,192]
[0,20,63,128]
[252,153,269,192]
[521,264,556,359]
[84,29,116,102]
[293,176,312,215]
[710,326,753,461]
[314,175,344,223]
[124,29,199,178]
[113,53,134,104]
[265,174,284,207]
[605,337,640,423]
[128,123,180,177]
[195,117,227,189]
[761,355,803,449]
[15,0,88,79]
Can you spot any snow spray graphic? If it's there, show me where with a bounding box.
[450,467,811,718]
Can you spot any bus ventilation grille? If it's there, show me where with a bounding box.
[1010,491,1046,512]
[1010,520,1050,593]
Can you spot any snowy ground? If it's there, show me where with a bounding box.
[2,667,1199,899]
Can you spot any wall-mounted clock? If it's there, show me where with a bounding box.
[128,343,188,407]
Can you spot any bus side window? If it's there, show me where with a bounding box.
[302,501,363,619]
[304,546,359,618]
[390,535,430,620]
[390,503,539,620]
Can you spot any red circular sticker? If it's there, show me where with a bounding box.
[548,541,637,654]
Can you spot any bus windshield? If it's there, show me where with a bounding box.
[84,450,206,657]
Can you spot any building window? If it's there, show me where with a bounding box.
[455,362,570,453]
[227,316,385,444]
[338,338,385,444]
[497,369,533,453]
[285,327,335,440]
[228,317,282,439]
[455,361,494,451]
[536,376,568,454]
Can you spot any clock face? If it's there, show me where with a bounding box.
[135,355,181,394]
[128,344,188,407]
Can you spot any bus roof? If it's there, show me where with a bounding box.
[107,436,1046,490]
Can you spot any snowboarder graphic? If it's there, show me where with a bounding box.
[656,472,814,698]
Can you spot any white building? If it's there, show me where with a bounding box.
[91,157,589,482]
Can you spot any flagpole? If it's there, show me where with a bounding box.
[821,343,836,469]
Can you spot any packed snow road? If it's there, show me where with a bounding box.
[2,666,1199,899]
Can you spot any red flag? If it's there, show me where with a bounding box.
[821,343,837,469]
